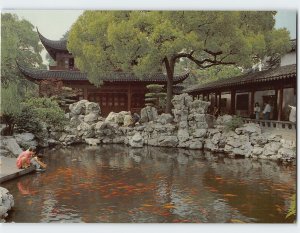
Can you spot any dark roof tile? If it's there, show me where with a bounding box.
[184,64,296,93]
[17,62,189,84]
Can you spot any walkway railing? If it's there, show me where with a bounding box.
[242,118,296,130]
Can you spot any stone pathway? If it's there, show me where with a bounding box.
[0,158,35,183]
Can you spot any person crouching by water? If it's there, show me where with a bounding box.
[254,102,261,120]
[16,147,47,172]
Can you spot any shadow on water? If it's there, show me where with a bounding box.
[3,144,296,223]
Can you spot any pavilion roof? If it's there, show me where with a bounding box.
[184,64,296,93]
[17,62,189,84]
[37,29,68,60]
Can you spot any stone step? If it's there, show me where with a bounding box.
[0,158,35,183]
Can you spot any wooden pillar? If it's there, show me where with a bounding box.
[83,87,88,100]
[214,92,218,107]
[250,90,255,114]
[128,84,132,112]
[278,88,283,121]
[231,90,236,115]
[218,92,222,108]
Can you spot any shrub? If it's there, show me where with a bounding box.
[1,83,22,135]
[224,115,244,131]
[16,97,66,134]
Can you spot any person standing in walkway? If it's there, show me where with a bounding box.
[254,102,261,120]
[263,101,271,120]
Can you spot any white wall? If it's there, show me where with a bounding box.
[280,51,296,66]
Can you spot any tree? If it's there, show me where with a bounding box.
[145,84,166,111]
[1,83,22,135]
[68,11,291,113]
[1,13,45,86]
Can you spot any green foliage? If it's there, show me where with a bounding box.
[0,83,22,135]
[145,84,166,110]
[68,11,291,112]
[180,64,243,87]
[16,97,67,134]
[1,13,45,86]
[286,194,296,220]
[224,116,244,131]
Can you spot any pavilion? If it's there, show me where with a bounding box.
[184,40,297,121]
[18,30,189,116]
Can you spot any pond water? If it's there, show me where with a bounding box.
[2,144,296,223]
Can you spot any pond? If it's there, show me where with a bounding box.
[2,144,296,223]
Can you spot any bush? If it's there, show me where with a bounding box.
[1,83,22,135]
[224,115,244,131]
[16,97,66,134]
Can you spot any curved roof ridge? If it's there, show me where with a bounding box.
[37,28,68,59]
[17,62,189,84]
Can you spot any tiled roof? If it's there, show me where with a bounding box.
[184,64,296,93]
[37,29,68,59]
[17,62,189,84]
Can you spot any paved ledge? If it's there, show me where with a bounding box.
[0,158,35,184]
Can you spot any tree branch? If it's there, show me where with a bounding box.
[173,50,236,69]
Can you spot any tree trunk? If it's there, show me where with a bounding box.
[164,58,174,114]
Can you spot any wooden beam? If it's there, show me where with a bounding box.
[128,84,132,112]
[250,90,255,115]
[278,88,283,121]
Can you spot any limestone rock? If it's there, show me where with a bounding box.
[69,100,88,116]
[156,113,173,125]
[59,134,78,145]
[35,122,49,147]
[278,147,296,161]
[84,113,98,124]
[158,136,178,147]
[1,137,22,157]
[188,99,210,114]
[0,187,14,222]
[14,133,38,150]
[216,115,233,125]
[171,93,193,110]
[235,123,261,135]
[129,132,144,148]
[192,129,207,138]
[204,139,219,151]
[105,111,131,125]
[177,129,189,142]
[263,142,282,156]
[188,138,203,150]
[124,115,133,127]
[85,138,100,146]
[140,106,158,123]
[85,101,101,115]
[252,146,264,156]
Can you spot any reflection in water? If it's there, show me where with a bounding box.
[3,144,296,223]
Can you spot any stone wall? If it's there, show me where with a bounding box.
[1,94,296,163]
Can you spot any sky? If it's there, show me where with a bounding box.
[2,10,297,64]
